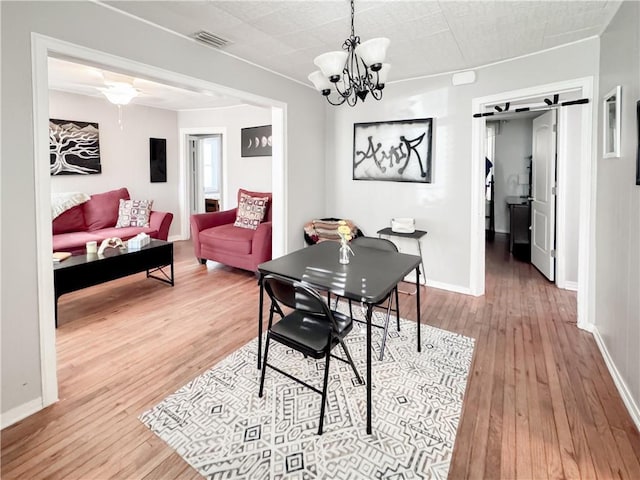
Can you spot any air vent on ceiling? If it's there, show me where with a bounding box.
[193,30,230,49]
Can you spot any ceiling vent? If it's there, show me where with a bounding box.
[193,30,230,49]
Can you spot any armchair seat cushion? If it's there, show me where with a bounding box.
[200,224,255,255]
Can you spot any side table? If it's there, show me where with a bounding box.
[377,227,427,293]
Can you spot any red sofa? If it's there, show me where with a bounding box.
[190,188,272,272]
[52,187,173,252]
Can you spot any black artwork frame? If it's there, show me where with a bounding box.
[49,119,101,175]
[636,100,640,186]
[149,137,167,183]
[241,125,272,157]
[353,118,433,183]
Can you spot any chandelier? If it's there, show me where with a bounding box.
[308,0,390,106]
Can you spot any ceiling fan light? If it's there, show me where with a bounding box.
[313,51,348,79]
[100,82,138,105]
[308,71,333,92]
[355,37,390,68]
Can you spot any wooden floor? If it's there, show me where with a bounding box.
[2,237,639,479]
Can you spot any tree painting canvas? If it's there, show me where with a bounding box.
[353,118,433,183]
[50,119,101,175]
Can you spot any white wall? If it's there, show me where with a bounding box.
[492,118,533,233]
[594,0,640,427]
[49,90,181,238]
[326,39,599,292]
[178,105,272,211]
[1,1,325,418]
[559,105,582,286]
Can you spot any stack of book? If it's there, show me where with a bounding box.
[53,252,71,263]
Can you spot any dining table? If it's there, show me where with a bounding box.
[257,240,423,434]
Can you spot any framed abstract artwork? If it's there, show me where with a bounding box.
[603,86,621,158]
[353,118,433,183]
[49,119,101,175]
[241,125,272,157]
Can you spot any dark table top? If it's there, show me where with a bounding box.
[377,227,428,239]
[53,239,171,270]
[258,241,421,304]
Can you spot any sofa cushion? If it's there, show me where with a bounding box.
[116,199,153,228]
[85,187,130,231]
[201,224,255,255]
[96,226,158,241]
[52,204,87,235]
[52,231,105,252]
[233,192,269,230]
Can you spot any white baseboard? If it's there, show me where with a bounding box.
[426,280,472,295]
[1,397,43,430]
[399,273,472,296]
[592,327,640,432]
[562,281,578,291]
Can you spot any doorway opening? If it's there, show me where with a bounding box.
[187,133,223,215]
[32,34,287,409]
[485,109,560,282]
[471,77,595,330]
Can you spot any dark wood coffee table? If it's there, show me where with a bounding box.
[53,239,174,327]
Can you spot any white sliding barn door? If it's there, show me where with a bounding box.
[531,110,557,281]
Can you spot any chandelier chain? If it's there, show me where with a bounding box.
[350,0,355,38]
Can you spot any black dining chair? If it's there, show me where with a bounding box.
[332,236,401,361]
[259,274,363,435]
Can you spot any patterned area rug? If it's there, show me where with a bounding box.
[140,303,475,479]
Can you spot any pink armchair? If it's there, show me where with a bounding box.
[190,189,272,272]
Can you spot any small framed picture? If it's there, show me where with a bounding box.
[603,86,621,158]
[636,100,640,185]
[241,125,272,157]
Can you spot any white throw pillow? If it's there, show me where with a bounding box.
[116,199,154,228]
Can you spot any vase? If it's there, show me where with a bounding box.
[339,243,350,264]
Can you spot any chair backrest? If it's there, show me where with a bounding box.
[351,236,398,252]
[237,188,273,222]
[263,274,339,329]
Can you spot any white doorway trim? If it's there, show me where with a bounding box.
[31,33,288,409]
[470,76,595,330]
[179,127,228,240]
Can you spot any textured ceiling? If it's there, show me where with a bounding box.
[103,0,621,84]
[51,1,622,111]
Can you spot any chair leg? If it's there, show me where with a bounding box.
[317,349,331,435]
[258,335,271,398]
[339,339,362,385]
[348,299,353,319]
[395,287,400,331]
[379,300,393,361]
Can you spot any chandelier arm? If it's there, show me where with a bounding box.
[370,87,383,101]
[326,94,347,106]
